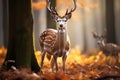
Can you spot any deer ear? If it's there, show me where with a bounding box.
[101,34,106,39]
[101,29,107,38]
[65,13,72,20]
[50,12,58,20]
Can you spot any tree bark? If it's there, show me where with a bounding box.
[47,0,56,29]
[2,0,9,47]
[2,0,40,73]
[106,0,116,43]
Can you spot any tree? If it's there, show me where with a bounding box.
[47,0,56,29]
[2,0,40,73]
[2,0,9,47]
[106,0,116,43]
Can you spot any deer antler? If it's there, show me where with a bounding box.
[47,0,76,18]
[65,0,77,15]
[47,0,58,16]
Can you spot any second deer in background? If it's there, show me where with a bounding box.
[92,31,120,64]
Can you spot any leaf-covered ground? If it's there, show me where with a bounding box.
[0,46,120,80]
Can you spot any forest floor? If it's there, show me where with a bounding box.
[0,46,120,80]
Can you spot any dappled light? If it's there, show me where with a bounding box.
[78,0,98,8]
[56,0,98,17]
[32,0,46,10]
[0,46,7,66]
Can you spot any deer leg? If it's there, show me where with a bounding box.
[62,53,67,71]
[116,56,119,64]
[51,57,55,72]
[40,51,46,69]
[51,54,58,72]
[54,55,58,72]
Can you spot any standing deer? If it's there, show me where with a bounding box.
[39,0,76,72]
[92,31,120,64]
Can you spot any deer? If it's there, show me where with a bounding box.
[39,0,76,72]
[92,31,120,64]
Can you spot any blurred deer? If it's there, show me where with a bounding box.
[92,31,120,64]
[39,0,76,72]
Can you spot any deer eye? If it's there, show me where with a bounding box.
[56,20,59,22]
[64,20,67,22]
[62,19,67,22]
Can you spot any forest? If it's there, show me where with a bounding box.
[0,0,120,80]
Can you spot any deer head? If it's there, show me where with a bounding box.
[92,31,107,45]
[47,0,76,30]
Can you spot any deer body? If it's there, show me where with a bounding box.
[40,29,70,72]
[98,42,120,56]
[40,29,69,57]
[39,0,76,72]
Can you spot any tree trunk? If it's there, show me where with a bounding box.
[2,0,40,73]
[2,0,9,47]
[106,0,116,43]
[47,0,56,29]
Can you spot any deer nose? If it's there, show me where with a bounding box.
[60,24,63,27]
